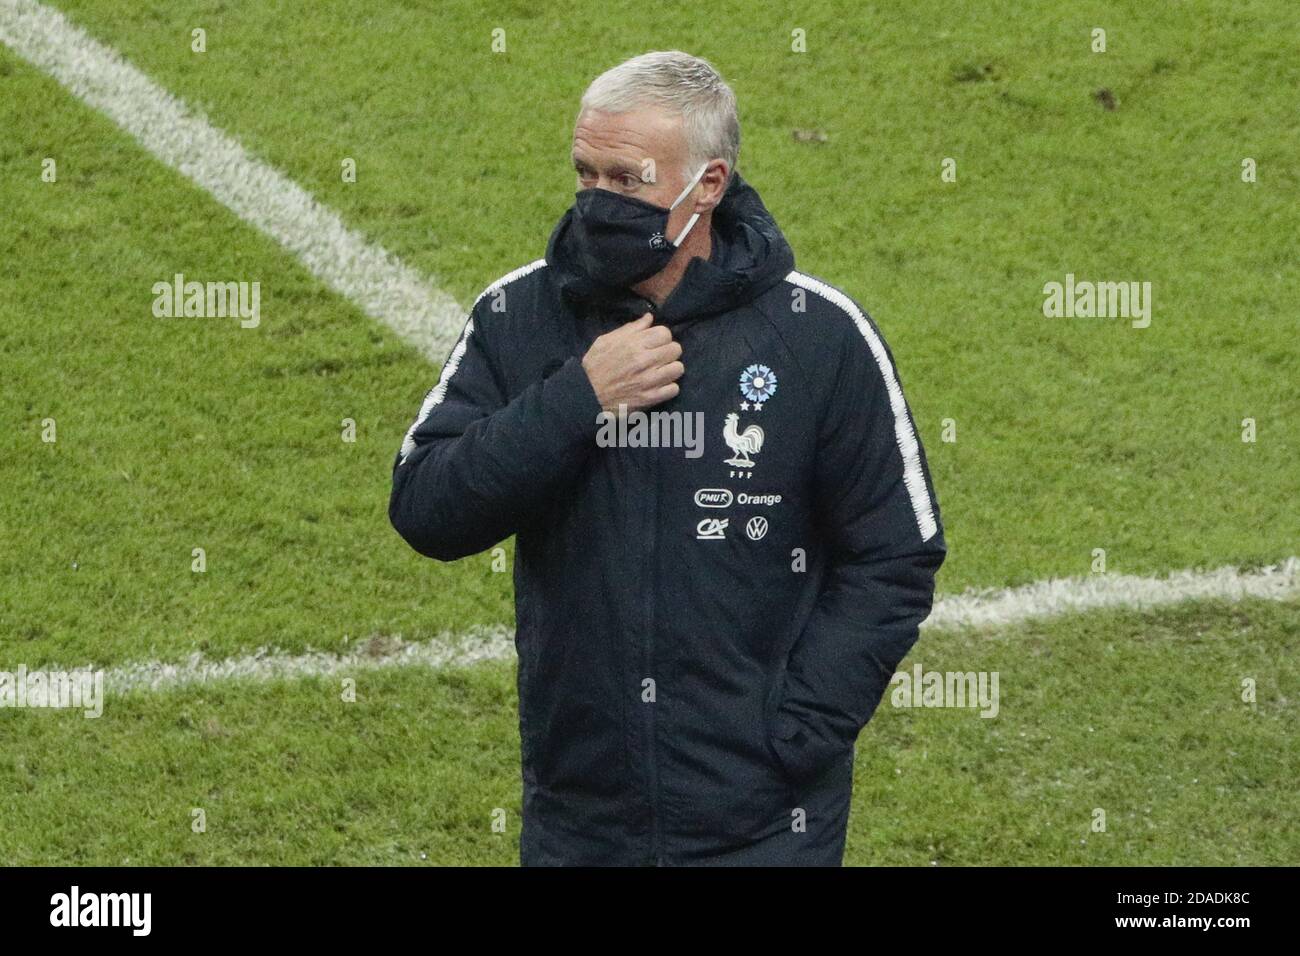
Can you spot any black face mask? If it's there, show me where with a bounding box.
[567,163,707,288]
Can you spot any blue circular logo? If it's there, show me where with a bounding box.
[739,364,777,404]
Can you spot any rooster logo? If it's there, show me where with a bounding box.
[723,413,765,468]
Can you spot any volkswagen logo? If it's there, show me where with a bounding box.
[745,516,768,541]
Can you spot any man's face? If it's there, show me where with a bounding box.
[571,106,700,237]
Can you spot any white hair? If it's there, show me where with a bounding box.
[579,51,740,186]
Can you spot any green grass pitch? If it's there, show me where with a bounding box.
[0,0,1295,864]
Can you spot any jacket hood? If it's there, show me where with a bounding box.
[545,171,795,326]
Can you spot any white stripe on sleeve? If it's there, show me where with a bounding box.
[786,270,939,542]
[398,258,547,463]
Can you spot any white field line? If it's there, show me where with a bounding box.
[84,559,1297,695]
[106,626,518,694]
[0,0,464,361]
[924,557,1298,630]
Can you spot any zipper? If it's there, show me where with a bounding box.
[644,460,662,863]
[641,298,664,864]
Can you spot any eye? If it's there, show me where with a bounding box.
[617,172,641,189]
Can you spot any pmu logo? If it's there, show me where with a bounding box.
[694,488,733,508]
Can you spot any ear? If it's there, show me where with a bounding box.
[695,160,731,212]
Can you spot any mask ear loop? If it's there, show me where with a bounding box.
[671,212,701,248]
[669,163,709,247]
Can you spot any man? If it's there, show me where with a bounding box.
[390,51,945,866]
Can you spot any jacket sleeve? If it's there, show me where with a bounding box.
[768,309,946,784]
[389,301,603,561]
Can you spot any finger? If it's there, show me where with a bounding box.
[639,324,674,348]
[645,360,685,386]
[640,341,682,368]
[642,382,681,407]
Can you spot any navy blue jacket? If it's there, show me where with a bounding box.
[390,172,946,865]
